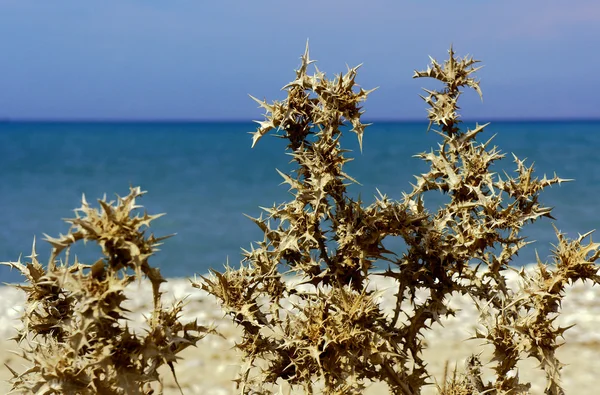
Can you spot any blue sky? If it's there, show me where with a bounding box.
[0,0,598,121]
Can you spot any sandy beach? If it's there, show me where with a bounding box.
[1,267,599,394]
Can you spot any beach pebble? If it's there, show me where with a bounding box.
[1,265,599,394]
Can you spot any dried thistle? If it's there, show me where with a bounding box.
[2,186,214,395]
[197,44,599,395]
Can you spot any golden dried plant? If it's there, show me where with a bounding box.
[2,187,214,394]
[3,44,598,395]
[196,44,600,395]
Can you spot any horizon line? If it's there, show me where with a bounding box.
[1,116,599,124]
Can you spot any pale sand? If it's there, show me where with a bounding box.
[1,267,599,394]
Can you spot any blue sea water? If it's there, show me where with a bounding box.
[1,121,599,284]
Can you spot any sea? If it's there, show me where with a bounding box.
[1,120,599,284]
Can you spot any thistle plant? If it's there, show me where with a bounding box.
[2,187,213,394]
[197,45,600,395]
[2,44,597,395]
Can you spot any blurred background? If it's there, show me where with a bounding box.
[1,1,599,283]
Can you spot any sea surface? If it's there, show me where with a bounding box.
[1,121,599,284]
